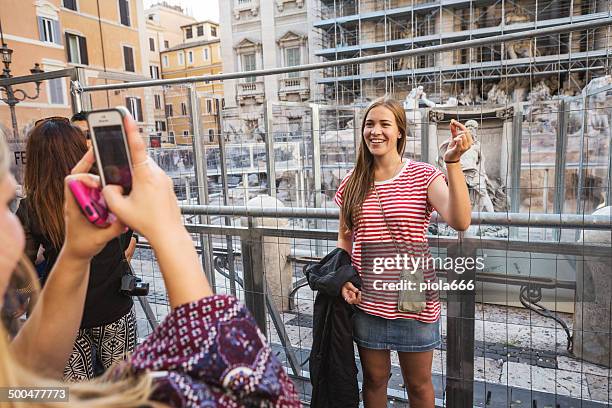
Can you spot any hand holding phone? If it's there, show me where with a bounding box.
[68,179,114,228]
[87,107,133,194]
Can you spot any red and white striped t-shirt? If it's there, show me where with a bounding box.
[334,160,445,323]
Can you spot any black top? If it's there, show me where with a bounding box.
[16,198,133,329]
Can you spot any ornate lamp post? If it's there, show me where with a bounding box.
[0,20,44,139]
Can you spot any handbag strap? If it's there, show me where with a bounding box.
[373,185,402,254]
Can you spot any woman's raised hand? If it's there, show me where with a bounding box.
[63,150,126,260]
[101,113,183,246]
[443,119,474,163]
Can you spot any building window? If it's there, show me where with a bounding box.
[162,55,169,67]
[125,97,143,122]
[38,17,59,44]
[155,120,166,132]
[206,99,212,113]
[180,102,187,116]
[154,94,161,110]
[187,51,193,64]
[66,33,88,65]
[211,26,217,37]
[149,37,155,51]
[48,78,65,105]
[183,130,189,137]
[164,40,169,49]
[149,65,160,79]
[208,129,214,142]
[118,0,130,26]
[63,0,77,11]
[178,52,184,65]
[242,53,256,83]
[123,46,135,72]
[197,25,204,36]
[165,104,173,117]
[185,27,193,39]
[285,47,300,78]
[203,48,209,60]
[168,130,175,142]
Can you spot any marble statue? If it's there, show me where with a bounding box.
[583,76,612,135]
[438,120,495,212]
[507,39,537,59]
[486,84,509,105]
[404,86,437,110]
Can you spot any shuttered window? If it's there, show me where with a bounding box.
[65,33,88,65]
[63,0,77,10]
[123,46,135,72]
[119,0,130,26]
[49,78,65,105]
[125,97,143,122]
[38,17,61,45]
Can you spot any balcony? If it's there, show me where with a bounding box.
[236,80,265,105]
[234,0,259,20]
[278,75,310,102]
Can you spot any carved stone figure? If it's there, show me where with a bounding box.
[512,77,530,102]
[486,84,509,105]
[438,120,495,212]
[583,76,612,135]
[458,86,482,106]
[528,80,552,104]
[507,39,537,59]
[505,9,538,59]
[403,86,437,110]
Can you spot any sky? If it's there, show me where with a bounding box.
[144,0,220,23]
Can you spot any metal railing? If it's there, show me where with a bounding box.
[161,205,610,406]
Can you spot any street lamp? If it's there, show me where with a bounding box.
[0,21,45,139]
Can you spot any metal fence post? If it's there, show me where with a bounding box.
[310,103,324,256]
[510,104,523,239]
[264,100,277,198]
[421,107,429,163]
[240,218,267,335]
[189,85,214,287]
[553,98,569,241]
[216,97,237,296]
[445,233,476,408]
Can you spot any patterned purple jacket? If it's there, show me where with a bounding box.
[113,295,302,407]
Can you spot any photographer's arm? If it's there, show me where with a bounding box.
[103,116,212,309]
[11,251,90,379]
[11,152,125,379]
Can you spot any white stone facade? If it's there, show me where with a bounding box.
[219,0,317,139]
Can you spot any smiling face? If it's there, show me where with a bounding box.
[363,106,403,159]
[0,170,25,309]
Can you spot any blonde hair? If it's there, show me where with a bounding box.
[0,137,162,407]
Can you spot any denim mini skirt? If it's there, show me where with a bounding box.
[352,309,441,352]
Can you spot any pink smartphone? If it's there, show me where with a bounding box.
[68,180,113,227]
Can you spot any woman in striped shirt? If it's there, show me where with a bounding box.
[335,97,473,407]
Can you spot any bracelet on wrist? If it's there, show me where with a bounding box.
[445,159,460,164]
